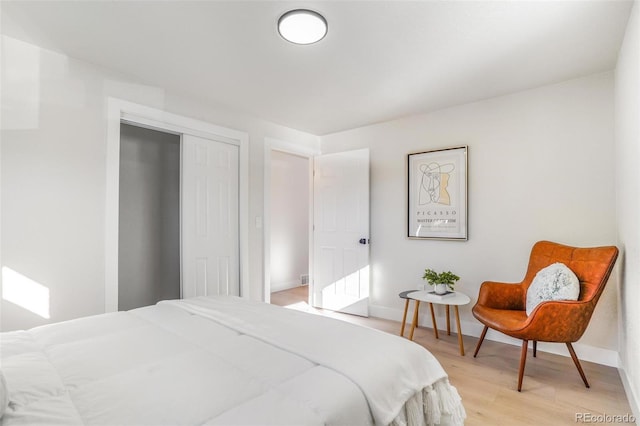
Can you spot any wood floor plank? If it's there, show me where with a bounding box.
[270,286,634,425]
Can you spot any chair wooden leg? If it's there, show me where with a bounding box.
[533,341,537,358]
[400,299,410,336]
[518,340,528,392]
[473,326,488,358]
[566,342,590,388]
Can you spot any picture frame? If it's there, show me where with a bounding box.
[407,146,468,240]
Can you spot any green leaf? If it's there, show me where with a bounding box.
[422,268,460,288]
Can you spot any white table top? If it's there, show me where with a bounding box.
[407,290,471,306]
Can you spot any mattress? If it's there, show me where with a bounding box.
[0,296,465,425]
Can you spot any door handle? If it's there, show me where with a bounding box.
[359,238,370,245]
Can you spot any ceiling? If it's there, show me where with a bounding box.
[0,1,634,136]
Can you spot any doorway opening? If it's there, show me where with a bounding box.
[268,150,310,308]
[118,123,181,310]
[263,138,318,308]
[263,142,370,317]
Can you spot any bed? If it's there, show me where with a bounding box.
[0,296,465,425]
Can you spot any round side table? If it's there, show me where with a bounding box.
[406,290,471,355]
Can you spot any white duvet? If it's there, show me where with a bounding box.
[0,296,465,425]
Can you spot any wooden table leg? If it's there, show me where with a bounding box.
[400,299,410,336]
[454,305,464,356]
[446,305,451,335]
[429,303,439,339]
[409,301,420,340]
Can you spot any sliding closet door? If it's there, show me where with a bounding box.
[182,134,240,297]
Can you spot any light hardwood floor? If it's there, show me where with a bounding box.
[270,286,635,426]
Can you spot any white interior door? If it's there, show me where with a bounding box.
[182,134,239,298]
[313,148,370,316]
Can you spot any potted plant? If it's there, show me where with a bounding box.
[422,269,460,295]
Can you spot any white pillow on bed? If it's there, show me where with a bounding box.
[0,369,8,419]
[526,262,580,316]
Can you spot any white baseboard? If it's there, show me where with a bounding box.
[618,356,640,422]
[270,280,303,293]
[369,304,620,367]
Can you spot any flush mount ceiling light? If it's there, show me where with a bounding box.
[278,9,327,45]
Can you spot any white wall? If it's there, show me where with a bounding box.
[0,35,319,331]
[615,0,640,419]
[269,151,309,292]
[321,72,619,364]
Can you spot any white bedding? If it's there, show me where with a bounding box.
[0,296,465,425]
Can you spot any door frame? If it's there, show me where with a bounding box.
[263,137,319,303]
[105,98,249,313]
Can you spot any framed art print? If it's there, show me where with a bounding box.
[407,146,468,240]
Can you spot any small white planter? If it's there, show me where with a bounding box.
[434,284,449,294]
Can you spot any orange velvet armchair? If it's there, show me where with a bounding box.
[472,241,618,391]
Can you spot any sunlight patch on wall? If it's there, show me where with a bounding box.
[2,267,50,319]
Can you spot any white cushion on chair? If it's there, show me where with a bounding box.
[526,262,580,316]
